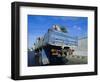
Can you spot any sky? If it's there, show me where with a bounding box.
[28,15,88,48]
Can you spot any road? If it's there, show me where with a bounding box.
[28,51,87,66]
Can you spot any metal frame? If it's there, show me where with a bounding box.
[11,2,98,80]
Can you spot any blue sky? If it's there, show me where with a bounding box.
[28,15,88,48]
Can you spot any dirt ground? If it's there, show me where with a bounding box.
[66,55,87,65]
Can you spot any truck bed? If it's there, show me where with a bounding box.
[35,29,78,49]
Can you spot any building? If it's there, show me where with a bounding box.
[73,37,87,56]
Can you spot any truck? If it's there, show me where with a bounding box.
[34,25,78,65]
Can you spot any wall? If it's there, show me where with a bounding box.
[78,38,87,51]
[0,0,99,82]
[74,38,87,56]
